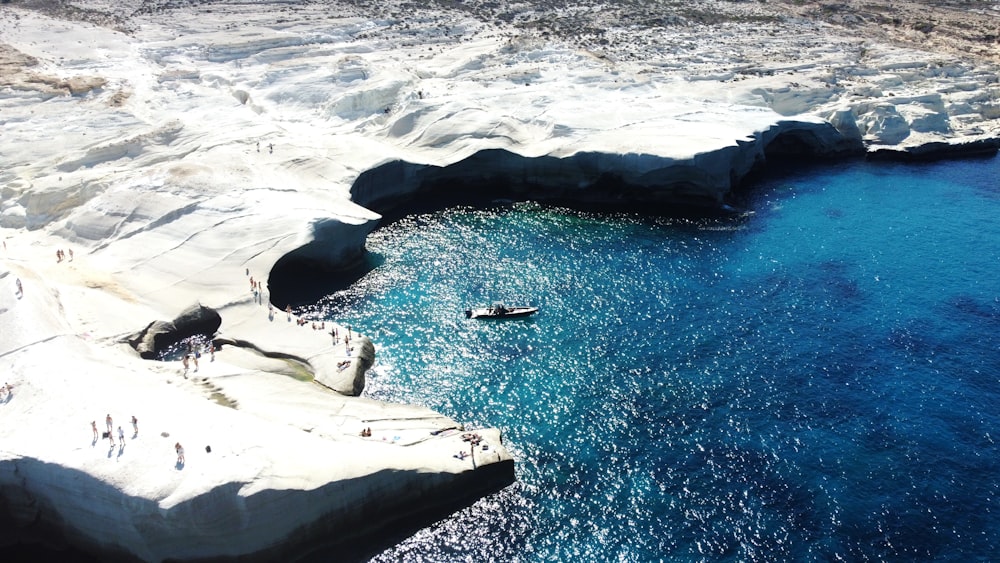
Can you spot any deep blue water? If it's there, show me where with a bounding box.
[307,157,1000,561]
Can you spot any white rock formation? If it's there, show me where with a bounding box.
[1,0,998,560]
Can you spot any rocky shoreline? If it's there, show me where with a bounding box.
[1,1,999,561]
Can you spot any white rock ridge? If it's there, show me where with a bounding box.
[1,0,999,560]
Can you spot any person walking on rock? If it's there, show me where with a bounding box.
[106,414,113,434]
[175,442,185,465]
[118,426,125,445]
[91,420,98,441]
[131,415,138,437]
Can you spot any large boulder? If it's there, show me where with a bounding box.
[861,103,912,145]
[128,303,222,359]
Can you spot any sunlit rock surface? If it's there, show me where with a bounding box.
[1,0,998,560]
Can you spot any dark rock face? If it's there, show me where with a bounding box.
[171,303,222,336]
[0,453,515,563]
[351,120,866,220]
[868,137,1000,161]
[267,219,377,309]
[128,303,222,359]
[131,319,172,359]
[763,120,866,159]
[350,149,734,218]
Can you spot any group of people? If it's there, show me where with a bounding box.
[55,248,73,262]
[455,432,488,461]
[93,414,138,448]
[247,269,269,306]
[247,268,357,379]
[331,326,352,346]
[89,415,188,466]
[284,305,354,350]
[250,276,265,305]
[91,415,187,467]
[181,342,214,377]
[461,432,483,447]
[6,244,74,296]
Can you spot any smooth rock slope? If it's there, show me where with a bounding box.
[1,0,998,560]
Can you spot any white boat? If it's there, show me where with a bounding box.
[465,303,538,319]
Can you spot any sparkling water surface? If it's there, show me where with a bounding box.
[305,157,1000,561]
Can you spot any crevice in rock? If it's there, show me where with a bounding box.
[213,337,314,378]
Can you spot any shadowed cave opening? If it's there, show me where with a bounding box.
[267,134,857,308]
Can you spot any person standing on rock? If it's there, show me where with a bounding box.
[118,426,125,445]
[106,414,113,434]
[175,442,185,465]
[91,420,98,441]
[131,415,138,437]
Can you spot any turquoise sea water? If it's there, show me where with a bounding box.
[307,157,1000,561]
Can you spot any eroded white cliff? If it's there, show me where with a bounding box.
[1,0,998,560]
